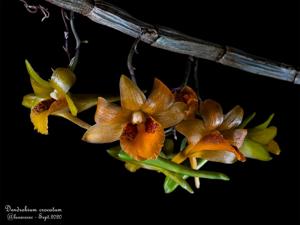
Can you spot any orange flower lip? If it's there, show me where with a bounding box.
[187,131,246,162]
[120,117,164,160]
[122,123,138,141]
[145,117,158,133]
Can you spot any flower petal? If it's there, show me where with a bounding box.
[22,94,46,109]
[120,117,164,160]
[222,129,247,148]
[142,78,174,115]
[120,75,146,111]
[266,140,281,155]
[175,86,198,118]
[71,94,119,113]
[71,94,98,113]
[187,131,246,162]
[82,123,124,143]
[124,162,141,172]
[52,111,91,130]
[94,97,131,124]
[176,119,206,144]
[255,113,275,130]
[154,102,187,128]
[248,126,277,144]
[239,112,256,128]
[239,139,272,161]
[50,68,76,94]
[200,99,223,130]
[65,93,78,116]
[29,99,69,134]
[219,105,244,130]
[172,151,188,164]
[25,60,52,97]
[48,99,68,114]
[194,150,237,164]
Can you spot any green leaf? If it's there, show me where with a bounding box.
[107,147,229,180]
[108,147,193,193]
[248,126,277,144]
[163,169,194,194]
[239,112,256,128]
[164,159,208,194]
[164,176,178,194]
[254,113,275,130]
[239,138,272,161]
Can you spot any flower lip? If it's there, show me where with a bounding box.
[120,116,165,160]
[145,117,159,133]
[32,99,55,113]
[122,123,138,141]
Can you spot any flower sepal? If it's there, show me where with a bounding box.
[239,113,281,160]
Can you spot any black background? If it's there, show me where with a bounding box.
[1,0,300,225]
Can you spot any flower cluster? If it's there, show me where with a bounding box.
[22,60,280,193]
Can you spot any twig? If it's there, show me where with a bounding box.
[20,0,49,22]
[44,0,300,84]
[69,12,81,71]
[127,38,140,84]
[183,56,194,86]
[61,9,71,62]
[192,58,201,101]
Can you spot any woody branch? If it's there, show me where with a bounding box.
[44,0,300,84]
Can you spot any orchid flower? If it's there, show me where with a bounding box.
[83,75,188,160]
[173,99,247,165]
[174,86,199,119]
[239,113,281,161]
[22,60,96,134]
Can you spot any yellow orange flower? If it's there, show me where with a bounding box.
[83,75,187,160]
[174,86,199,119]
[22,60,94,134]
[173,99,247,164]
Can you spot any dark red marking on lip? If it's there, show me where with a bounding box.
[145,117,158,133]
[33,99,55,113]
[123,123,138,141]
